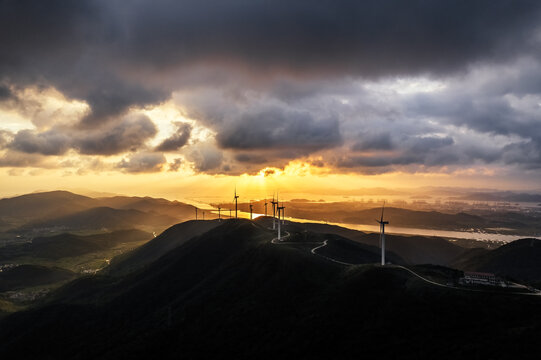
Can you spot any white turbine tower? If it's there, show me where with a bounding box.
[277,203,285,241]
[271,194,278,230]
[376,202,389,266]
[234,187,239,219]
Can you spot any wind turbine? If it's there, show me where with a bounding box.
[264,199,268,217]
[195,207,198,220]
[218,206,221,221]
[249,202,253,220]
[234,187,239,219]
[271,194,278,230]
[281,203,286,224]
[376,202,389,266]
[277,203,285,240]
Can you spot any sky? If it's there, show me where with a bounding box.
[1,0,541,200]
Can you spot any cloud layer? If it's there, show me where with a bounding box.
[1,0,541,178]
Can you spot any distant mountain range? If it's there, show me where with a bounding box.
[237,201,541,235]
[455,191,541,203]
[0,191,197,236]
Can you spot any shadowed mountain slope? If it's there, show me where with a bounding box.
[257,217,465,265]
[97,196,196,219]
[1,219,541,359]
[309,233,405,265]
[0,191,98,222]
[107,219,222,275]
[3,230,151,261]
[451,238,541,284]
[356,232,465,265]
[19,207,177,232]
[0,265,76,292]
[450,247,491,270]
[0,191,196,234]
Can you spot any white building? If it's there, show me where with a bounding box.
[461,271,497,286]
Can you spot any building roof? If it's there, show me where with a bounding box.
[464,271,495,277]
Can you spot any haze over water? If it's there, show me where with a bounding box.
[185,197,540,243]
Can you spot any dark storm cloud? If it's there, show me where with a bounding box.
[0,151,46,167]
[408,136,454,152]
[155,122,192,152]
[6,114,157,157]
[176,65,541,174]
[217,108,342,152]
[117,152,166,173]
[116,0,541,74]
[2,0,541,175]
[185,143,224,172]
[1,0,540,127]
[408,93,526,138]
[352,132,394,151]
[502,140,541,169]
[234,153,268,164]
[79,80,168,128]
[338,135,456,169]
[389,62,541,171]
[0,0,166,126]
[10,129,71,156]
[0,84,12,101]
[337,154,419,169]
[76,115,157,155]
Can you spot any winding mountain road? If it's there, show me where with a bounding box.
[269,228,541,296]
